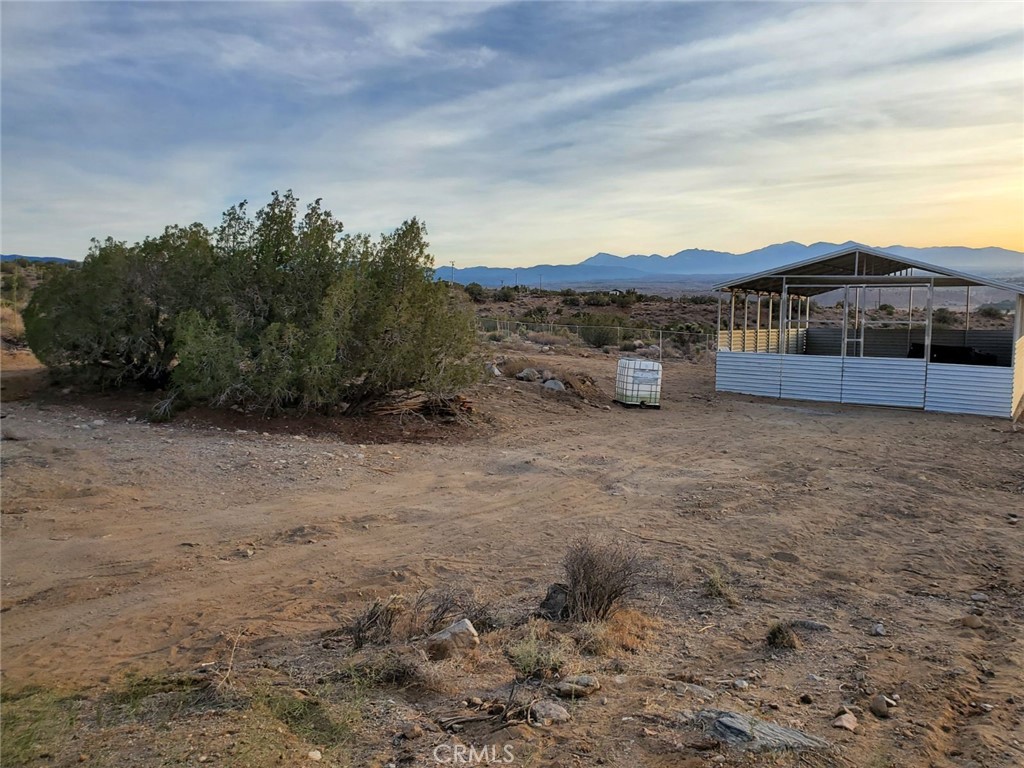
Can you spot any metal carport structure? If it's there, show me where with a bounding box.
[713,244,1024,418]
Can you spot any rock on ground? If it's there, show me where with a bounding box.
[515,368,540,382]
[555,674,600,698]
[542,380,566,392]
[531,699,571,725]
[832,713,858,732]
[692,709,830,751]
[425,618,479,661]
[537,583,569,620]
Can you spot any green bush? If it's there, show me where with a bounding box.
[25,192,475,411]
[932,307,958,326]
[977,305,1004,320]
[494,286,515,302]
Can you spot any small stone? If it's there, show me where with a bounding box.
[832,713,858,732]
[401,722,423,740]
[542,379,566,392]
[961,615,984,629]
[871,623,886,637]
[307,750,322,761]
[556,674,600,698]
[733,679,749,690]
[530,699,571,725]
[799,693,814,704]
[970,592,989,602]
[979,703,993,712]
[869,694,890,718]
[92,419,106,427]
[515,368,540,382]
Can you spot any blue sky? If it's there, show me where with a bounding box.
[2,1,1022,266]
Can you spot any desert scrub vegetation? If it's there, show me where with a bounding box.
[562,536,649,621]
[24,191,475,412]
[505,622,573,679]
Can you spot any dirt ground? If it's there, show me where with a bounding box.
[1,344,1022,767]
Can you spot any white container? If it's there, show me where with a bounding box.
[614,358,662,408]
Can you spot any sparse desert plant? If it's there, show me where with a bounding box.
[486,331,506,342]
[702,566,740,607]
[977,305,1004,320]
[346,595,405,648]
[619,341,638,352]
[932,307,958,326]
[766,620,801,650]
[561,536,648,622]
[506,623,569,679]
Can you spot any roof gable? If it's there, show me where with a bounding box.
[713,244,1024,296]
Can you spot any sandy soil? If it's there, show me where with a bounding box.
[1,344,1022,767]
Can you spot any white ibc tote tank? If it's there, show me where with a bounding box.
[614,358,662,408]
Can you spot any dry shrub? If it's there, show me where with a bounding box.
[0,304,25,342]
[766,621,801,650]
[562,536,648,622]
[346,595,405,648]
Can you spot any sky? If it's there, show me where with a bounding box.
[2,1,1023,267]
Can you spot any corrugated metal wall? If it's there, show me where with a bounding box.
[805,328,1014,364]
[715,351,1015,417]
[842,358,926,407]
[715,351,781,397]
[1013,336,1024,418]
[924,365,1013,417]
[780,356,842,402]
[719,329,804,354]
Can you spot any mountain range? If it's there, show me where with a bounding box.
[5,242,1022,289]
[445,241,1023,288]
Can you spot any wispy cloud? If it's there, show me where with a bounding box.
[2,1,1021,264]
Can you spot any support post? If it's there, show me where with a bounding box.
[743,293,749,352]
[755,295,762,352]
[729,292,736,351]
[780,280,789,355]
[716,292,723,349]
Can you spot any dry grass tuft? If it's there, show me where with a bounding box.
[572,608,660,656]
[766,620,802,650]
[0,304,26,343]
[702,566,740,607]
[504,621,575,679]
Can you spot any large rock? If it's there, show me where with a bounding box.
[530,699,571,725]
[425,619,479,661]
[515,368,540,382]
[692,709,830,751]
[555,675,600,698]
[537,583,569,620]
[542,380,566,392]
[485,363,502,377]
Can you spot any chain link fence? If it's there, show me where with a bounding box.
[476,318,715,363]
